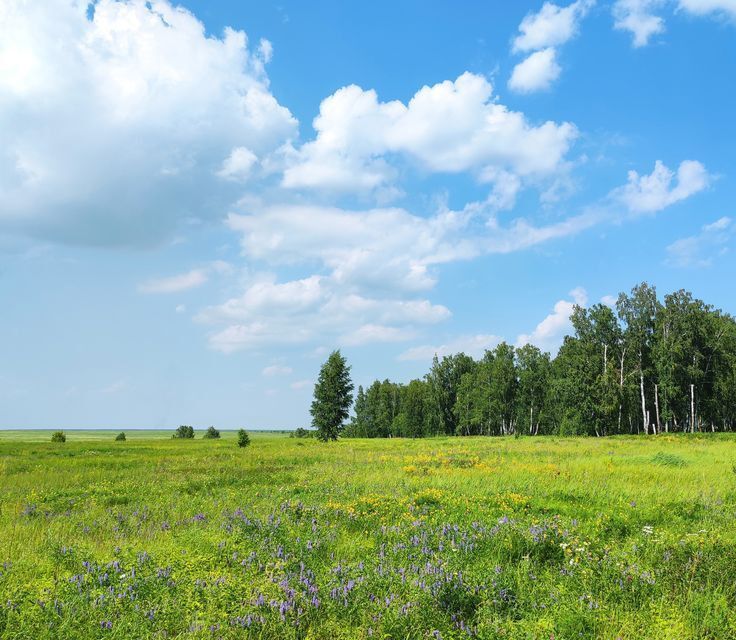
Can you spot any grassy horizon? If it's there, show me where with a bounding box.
[0,429,294,442]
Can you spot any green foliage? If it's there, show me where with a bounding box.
[351,282,736,439]
[202,426,220,439]
[237,429,250,447]
[172,425,194,439]
[427,352,476,435]
[115,432,126,442]
[310,350,354,441]
[50,430,66,443]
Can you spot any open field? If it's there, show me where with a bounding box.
[1,434,735,639]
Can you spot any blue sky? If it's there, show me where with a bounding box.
[1,0,734,429]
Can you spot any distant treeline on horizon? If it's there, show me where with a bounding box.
[344,283,736,438]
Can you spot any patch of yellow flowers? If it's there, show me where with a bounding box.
[496,492,531,512]
[401,451,492,475]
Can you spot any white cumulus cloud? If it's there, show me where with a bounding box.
[283,72,577,195]
[512,0,595,52]
[509,48,562,93]
[516,287,588,353]
[613,0,667,46]
[0,0,296,246]
[614,160,709,214]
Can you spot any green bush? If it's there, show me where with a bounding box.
[203,426,220,439]
[51,431,66,443]
[115,432,126,442]
[172,425,195,439]
[237,429,250,447]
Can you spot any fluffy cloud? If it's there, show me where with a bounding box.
[666,216,732,267]
[0,0,296,245]
[398,334,502,362]
[509,48,562,93]
[613,0,735,48]
[200,154,708,353]
[613,0,666,46]
[196,272,452,353]
[217,147,259,182]
[509,1,593,93]
[516,287,588,352]
[226,205,473,292]
[282,72,577,194]
[227,202,602,291]
[614,160,709,213]
[209,157,707,353]
[400,287,591,360]
[512,0,595,52]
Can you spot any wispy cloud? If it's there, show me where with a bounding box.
[398,334,502,361]
[139,261,232,294]
[666,217,732,267]
[262,365,294,377]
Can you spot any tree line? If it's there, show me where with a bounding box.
[318,283,736,439]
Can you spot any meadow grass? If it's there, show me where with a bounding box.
[1,432,735,639]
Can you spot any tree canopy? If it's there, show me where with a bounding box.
[343,283,736,438]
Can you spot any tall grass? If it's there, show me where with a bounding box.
[1,433,735,638]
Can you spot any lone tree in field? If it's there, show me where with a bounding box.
[237,429,250,447]
[115,432,126,441]
[310,350,354,442]
[51,430,66,443]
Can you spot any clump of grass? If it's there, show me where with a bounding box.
[651,451,687,467]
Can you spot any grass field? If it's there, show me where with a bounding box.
[1,432,735,639]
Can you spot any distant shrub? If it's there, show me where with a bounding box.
[291,427,313,439]
[203,426,220,439]
[173,425,195,439]
[237,429,250,448]
[115,432,126,442]
[51,431,66,443]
